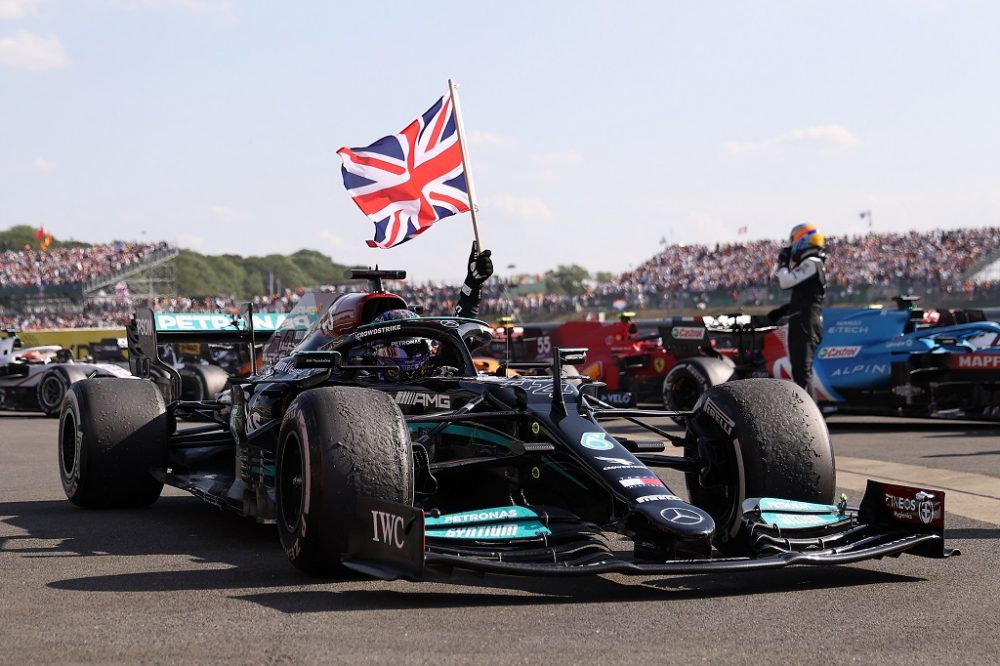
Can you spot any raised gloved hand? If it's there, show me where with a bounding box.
[466,241,493,284]
[767,303,790,323]
[777,246,791,268]
[455,241,493,318]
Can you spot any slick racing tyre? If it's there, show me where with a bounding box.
[179,364,230,401]
[683,378,835,553]
[59,378,169,508]
[276,386,414,576]
[36,366,87,417]
[662,357,734,424]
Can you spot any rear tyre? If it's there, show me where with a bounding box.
[684,378,835,553]
[275,386,413,576]
[59,378,168,508]
[180,364,230,400]
[37,369,70,417]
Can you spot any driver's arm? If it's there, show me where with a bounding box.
[776,257,820,290]
[454,242,493,318]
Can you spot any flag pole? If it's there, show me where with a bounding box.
[448,79,483,249]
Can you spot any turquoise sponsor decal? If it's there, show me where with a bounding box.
[154,312,287,333]
[425,505,539,526]
[760,511,849,529]
[756,498,840,513]
[580,432,614,450]
[426,522,550,540]
[425,506,552,540]
[752,497,849,530]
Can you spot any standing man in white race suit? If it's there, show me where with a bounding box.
[769,224,827,393]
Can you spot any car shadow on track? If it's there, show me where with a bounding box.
[232,566,923,613]
[825,420,1000,436]
[0,497,310,592]
[944,527,1000,540]
[922,449,1000,458]
[2,497,927,610]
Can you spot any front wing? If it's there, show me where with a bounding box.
[342,480,957,581]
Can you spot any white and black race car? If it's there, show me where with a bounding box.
[0,331,133,416]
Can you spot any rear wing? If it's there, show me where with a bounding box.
[128,306,284,401]
[657,318,710,358]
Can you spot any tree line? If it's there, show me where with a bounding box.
[1,225,600,298]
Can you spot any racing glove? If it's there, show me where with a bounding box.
[767,303,791,323]
[454,241,493,318]
[777,246,791,269]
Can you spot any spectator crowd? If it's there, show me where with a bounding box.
[608,227,1000,310]
[3,227,1000,330]
[0,241,172,290]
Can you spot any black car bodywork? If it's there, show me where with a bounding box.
[58,273,955,581]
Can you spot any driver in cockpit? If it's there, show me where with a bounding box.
[351,242,494,380]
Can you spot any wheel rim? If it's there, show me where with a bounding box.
[686,422,744,547]
[41,375,64,409]
[60,410,77,480]
[278,432,305,533]
[667,374,699,410]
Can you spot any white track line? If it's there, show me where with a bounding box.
[836,455,1000,526]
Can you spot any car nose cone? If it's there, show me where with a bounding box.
[660,506,708,526]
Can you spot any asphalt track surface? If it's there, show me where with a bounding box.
[2,411,999,665]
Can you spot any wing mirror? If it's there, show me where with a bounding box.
[292,351,343,369]
[558,348,587,365]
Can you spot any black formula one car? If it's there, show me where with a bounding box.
[57,271,954,580]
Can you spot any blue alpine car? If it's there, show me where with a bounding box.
[662,298,1000,420]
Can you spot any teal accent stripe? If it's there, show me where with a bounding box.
[425,505,540,527]
[426,521,551,540]
[407,422,590,491]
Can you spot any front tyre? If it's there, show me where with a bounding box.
[59,378,168,508]
[684,378,835,553]
[275,386,413,576]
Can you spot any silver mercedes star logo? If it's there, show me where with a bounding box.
[660,507,704,525]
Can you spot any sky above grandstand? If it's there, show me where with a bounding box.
[2,1,999,282]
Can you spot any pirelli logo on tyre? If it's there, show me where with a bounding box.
[671,327,705,340]
[703,398,735,435]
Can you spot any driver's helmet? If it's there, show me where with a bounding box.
[789,223,825,262]
[20,350,44,364]
[369,309,431,378]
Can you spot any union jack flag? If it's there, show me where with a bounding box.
[338,92,470,248]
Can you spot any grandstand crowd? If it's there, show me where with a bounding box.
[0,241,171,290]
[3,228,1000,330]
